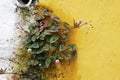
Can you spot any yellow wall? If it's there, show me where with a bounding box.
[39,0,120,80]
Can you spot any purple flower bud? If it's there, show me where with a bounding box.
[55,59,60,64]
[27,48,32,53]
[77,19,82,25]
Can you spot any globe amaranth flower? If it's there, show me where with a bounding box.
[77,19,82,25]
[55,59,60,64]
[42,23,48,28]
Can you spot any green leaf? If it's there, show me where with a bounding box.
[32,42,39,48]
[35,27,44,37]
[47,20,52,27]
[37,48,44,54]
[42,9,49,16]
[31,35,37,42]
[50,25,56,30]
[39,34,45,40]
[50,27,60,33]
[49,29,59,33]
[46,36,51,42]
[57,54,63,60]
[28,23,35,31]
[71,50,77,58]
[50,51,57,60]
[38,41,44,46]
[40,37,45,40]
[43,44,49,51]
[25,36,31,44]
[35,28,43,36]
[51,15,60,22]
[45,58,51,68]
[36,53,46,60]
[62,33,69,41]
[24,43,32,48]
[65,54,71,60]
[59,43,66,51]
[27,59,38,66]
[35,14,42,20]
[67,44,76,51]
[39,30,51,40]
[50,43,57,49]
[43,30,51,35]
[27,59,34,65]
[62,28,69,33]
[62,22,70,29]
[31,49,37,54]
[55,26,61,31]
[50,22,60,32]
[50,35,59,43]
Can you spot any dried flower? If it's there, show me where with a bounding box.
[55,59,60,64]
[84,21,88,25]
[27,48,32,53]
[9,57,16,62]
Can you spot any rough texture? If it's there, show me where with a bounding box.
[0,0,21,79]
[0,74,19,80]
[1,0,120,80]
[0,0,17,72]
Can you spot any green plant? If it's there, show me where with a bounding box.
[21,6,86,80]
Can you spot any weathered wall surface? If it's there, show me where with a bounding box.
[0,0,17,72]
[40,0,120,80]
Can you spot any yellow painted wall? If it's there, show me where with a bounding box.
[39,0,120,80]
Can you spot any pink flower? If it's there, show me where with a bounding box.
[55,59,60,64]
[42,23,48,28]
[77,19,82,25]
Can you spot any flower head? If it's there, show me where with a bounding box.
[55,59,60,64]
[42,23,48,28]
[77,19,82,25]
